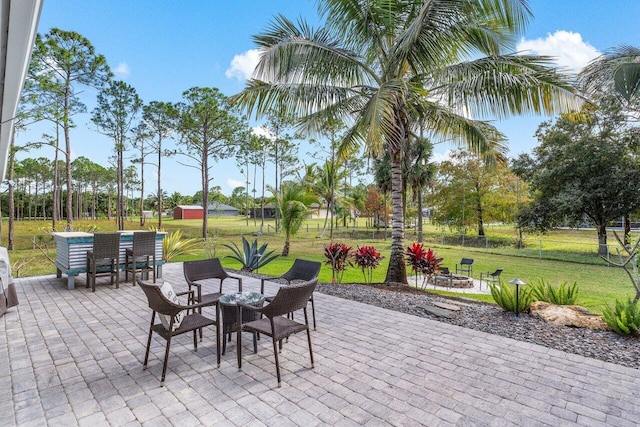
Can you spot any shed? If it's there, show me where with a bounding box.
[173,205,204,220]
[207,203,239,217]
[250,204,277,219]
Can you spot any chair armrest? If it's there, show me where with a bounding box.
[176,289,196,307]
[228,274,243,292]
[176,289,194,297]
[260,276,282,293]
[177,298,218,312]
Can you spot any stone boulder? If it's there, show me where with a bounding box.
[529,301,609,330]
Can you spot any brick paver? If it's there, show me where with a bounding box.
[1,262,639,426]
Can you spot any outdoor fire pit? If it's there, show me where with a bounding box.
[432,274,474,288]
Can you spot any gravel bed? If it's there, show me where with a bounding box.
[316,282,640,370]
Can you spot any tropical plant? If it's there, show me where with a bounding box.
[232,0,577,285]
[531,279,579,305]
[324,242,352,284]
[352,245,383,284]
[272,181,318,256]
[489,281,533,315]
[602,297,640,336]
[405,243,443,288]
[150,228,200,262]
[223,236,278,272]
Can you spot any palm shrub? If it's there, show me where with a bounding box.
[602,297,640,336]
[324,242,352,284]
[353,245,384,284]
[489,281,533,315]
[154,228,200,262]
[531,279,579,305]
[223,236,278,272]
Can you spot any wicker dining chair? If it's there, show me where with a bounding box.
[85,233,120,292]
[183,258,242,342]
[260,259,321,329]
[137,278,220,385]
[125,231,157,283]
[237,279,317,387]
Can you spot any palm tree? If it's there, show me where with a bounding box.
[272,182,318,256]
[233,0,577,283]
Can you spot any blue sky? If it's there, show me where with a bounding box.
[18,0,640,197]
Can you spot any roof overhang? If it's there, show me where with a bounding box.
[0,0,43,181]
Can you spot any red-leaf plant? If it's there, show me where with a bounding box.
[324,242,352,284]
[352,245,384,284]
[405,243,443,288]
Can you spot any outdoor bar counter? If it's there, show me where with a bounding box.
[53,231,166,290]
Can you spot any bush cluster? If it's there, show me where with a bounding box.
[602,298,640,336]
[530,279,579,305]
[489,281,532,315]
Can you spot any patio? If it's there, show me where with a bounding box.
[2,262,639,426]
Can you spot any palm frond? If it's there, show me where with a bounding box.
[580,45,640,101]
[418,101,508,165]
[436,54,579,120]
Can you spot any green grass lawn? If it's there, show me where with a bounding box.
[4,216,636,314]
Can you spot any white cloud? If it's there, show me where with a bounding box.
[226,178,245,190]
[252,125,274,140]
[431,150,455,164]
[225,49,261,81]
[113,62,130,78]
[517,30,600,73]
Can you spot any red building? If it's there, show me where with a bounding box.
[173,205,204,220]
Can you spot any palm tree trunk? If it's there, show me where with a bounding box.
[477,197,485,236]
[384,149,407,284]
[417,190,423,243]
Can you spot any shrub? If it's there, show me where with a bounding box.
[223,236,278,272]
[602,298,640,336]
[324,242,352,284]
[489,281,532,315]
[155,229,200,262]
[405,243,442,287]
[203,236,218,259]
[531,279,579,305]
[352,245,384,284]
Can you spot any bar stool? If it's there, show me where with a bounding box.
[125,231,157,283]
[86,233,120,292]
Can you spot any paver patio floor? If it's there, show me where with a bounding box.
[1,262,639,426]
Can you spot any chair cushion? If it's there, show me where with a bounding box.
[158,281,184,331]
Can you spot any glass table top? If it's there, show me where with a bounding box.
[219,292,264,306]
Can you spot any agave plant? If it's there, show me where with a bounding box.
[223,236,278,272]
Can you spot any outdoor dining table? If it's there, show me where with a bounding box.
[218,291,264,355]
